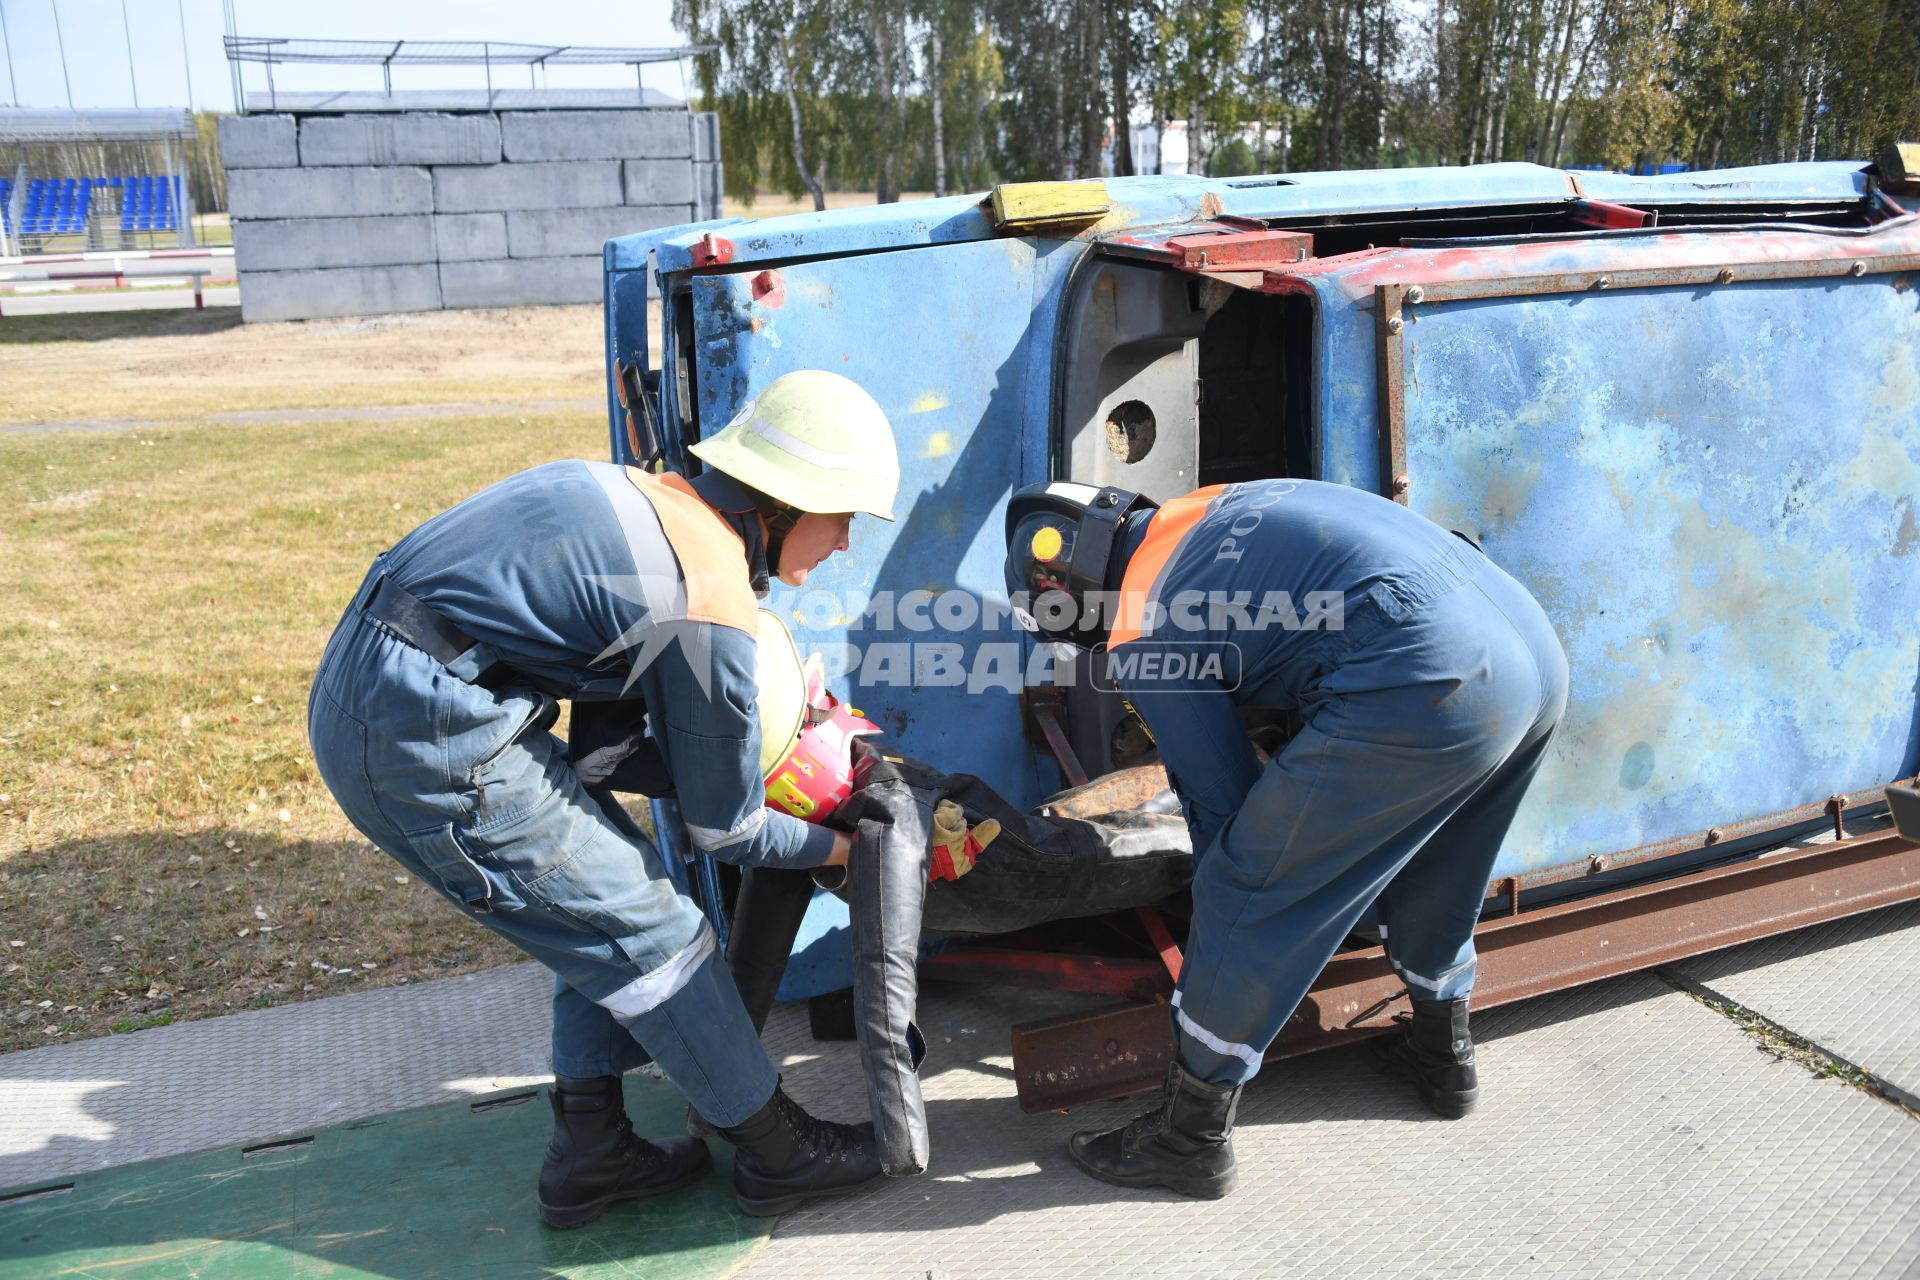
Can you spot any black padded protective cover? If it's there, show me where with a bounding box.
[829,744,933,1176]
[724,742,1195,1179]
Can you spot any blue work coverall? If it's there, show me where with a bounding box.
[1106,479,1569,1086]
[307,460,832,1126]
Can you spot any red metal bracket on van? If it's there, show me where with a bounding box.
[1571,198,1658,229]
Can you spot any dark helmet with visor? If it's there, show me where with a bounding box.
[1004,482,1158,649]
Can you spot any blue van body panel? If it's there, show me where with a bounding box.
[687,237,1065,792]
[601,161,1920,996]
[1397,270,1920,870]
[1567,160,1868,203]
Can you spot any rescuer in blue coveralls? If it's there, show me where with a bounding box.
[1005,478,1568,1199]
[309,371,899,1226]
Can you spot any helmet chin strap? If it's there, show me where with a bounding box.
[1071,486,1157,599]
[752,491,802,579]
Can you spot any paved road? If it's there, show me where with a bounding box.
[4,398,604,436]
[2,901,1916,1278]
[0,285,239,317]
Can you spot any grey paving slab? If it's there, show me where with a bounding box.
[434,211,509,262]
[744,974,1920,1280]
[2,952,1915,1279]
[693,114,721,164]
[0,962,554,1189]
[238,262,442,323]
[215,114,296,169]
[438,254,602,308]
[430,161,623,214]
[500,110,691,162]
[298,113,502,167]
[251,89,682,113]
[505,205,694,259]
[1667,901,1920,1109]
[623,158,695,207]
[232,213,438,272]
[227,165,433,221]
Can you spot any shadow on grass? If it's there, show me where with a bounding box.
[0,308,244,345]
[0,826,519,1056]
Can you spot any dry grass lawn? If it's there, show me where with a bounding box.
[0,305,609,427]
[0,307,624,1053]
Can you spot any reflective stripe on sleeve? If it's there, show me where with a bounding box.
[597,924,718,1020]
[684,805,768,853]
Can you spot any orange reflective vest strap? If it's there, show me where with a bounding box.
[623,466,759,635]
[1108,485,1230,649]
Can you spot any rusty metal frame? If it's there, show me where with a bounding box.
[1011,826,1920,1112]
[1294,827,1917,1047]
[1483,784,1898,906]
[1371,250,1920,506]
[1375,283,1412,505]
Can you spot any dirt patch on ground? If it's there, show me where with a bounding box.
[0,305,616,427]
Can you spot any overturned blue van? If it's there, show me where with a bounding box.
[603,159,1920,1106]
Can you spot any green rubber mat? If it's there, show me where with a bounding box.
[0,1078,769,1279]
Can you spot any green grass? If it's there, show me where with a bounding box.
[1688,988,1913,1113]
[0,412,613,1052]
[110,1011,174,1033]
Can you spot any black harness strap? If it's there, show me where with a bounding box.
[366,575,484,668]
[1071,486,1155,596]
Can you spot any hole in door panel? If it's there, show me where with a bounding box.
[1057,259,1314,497]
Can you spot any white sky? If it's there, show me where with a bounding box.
[0,0,690,112]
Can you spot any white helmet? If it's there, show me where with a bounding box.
[689,370,900,520]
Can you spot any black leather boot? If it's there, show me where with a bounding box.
[537,1075,713,1228]
[1370,996,1479,1118]
[716,1084,885,1216]
[1066,1063,1241,1199]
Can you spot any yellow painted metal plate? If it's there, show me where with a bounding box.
[989,181,1110,230]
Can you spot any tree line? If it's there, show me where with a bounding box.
[675,0,1920,206]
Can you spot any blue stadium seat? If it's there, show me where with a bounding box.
[8,176,107,236]
[119,176,140,232]
[23,178,49,234]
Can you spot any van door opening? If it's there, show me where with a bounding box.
[1052,240,1319,777]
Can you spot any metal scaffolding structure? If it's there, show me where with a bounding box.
[222,37,716,113]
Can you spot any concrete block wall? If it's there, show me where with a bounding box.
[223,108,721,322]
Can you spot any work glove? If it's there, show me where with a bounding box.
[566,701,674,796]
[568,732,673,795]
[929,799,1000,883]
